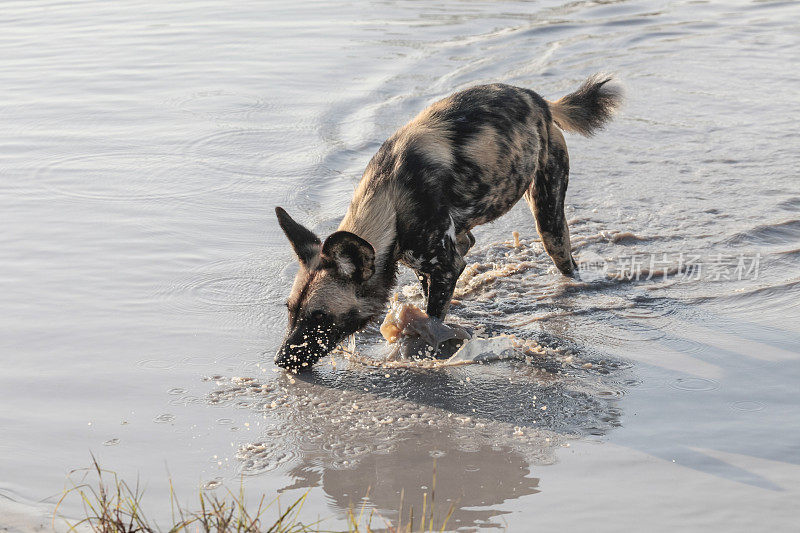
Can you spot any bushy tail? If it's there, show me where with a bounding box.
[548,73,623,136]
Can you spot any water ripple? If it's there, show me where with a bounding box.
[33,151,236,201]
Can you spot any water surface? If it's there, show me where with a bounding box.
[1,0,799,530]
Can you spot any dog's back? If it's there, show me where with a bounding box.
[393,84,552,229]
[349,76,621,244]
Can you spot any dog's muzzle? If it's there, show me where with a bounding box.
[274,322,340,371]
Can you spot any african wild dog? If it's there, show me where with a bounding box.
[275,74,622,370]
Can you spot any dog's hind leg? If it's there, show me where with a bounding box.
[524,126,577,276]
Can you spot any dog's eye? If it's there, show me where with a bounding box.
[310,310,326,320]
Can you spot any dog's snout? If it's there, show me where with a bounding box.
[274,344,299,370]
[274,341,316,371]
[275,323,338,371]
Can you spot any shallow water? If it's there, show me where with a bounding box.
[1,0,799,530]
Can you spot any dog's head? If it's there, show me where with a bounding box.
[274,207,383,371]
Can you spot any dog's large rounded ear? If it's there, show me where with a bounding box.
[321,231,375,282]
[275,207,321,266]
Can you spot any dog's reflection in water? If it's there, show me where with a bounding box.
[208,353,627,529]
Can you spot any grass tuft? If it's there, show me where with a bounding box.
[54,458,456,533]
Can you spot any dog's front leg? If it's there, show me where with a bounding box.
[425,256,466,320]
[413,269,430,305]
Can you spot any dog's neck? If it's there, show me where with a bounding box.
[338,182,400,292]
